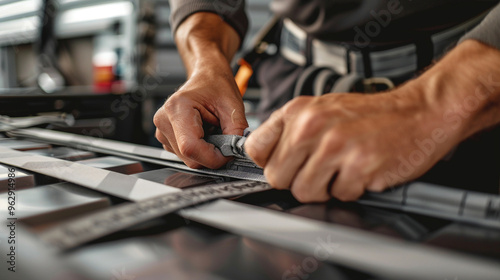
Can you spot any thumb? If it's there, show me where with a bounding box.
[219,106,249,136]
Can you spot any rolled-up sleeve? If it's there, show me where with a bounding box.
[169,0,249,42]
[459,3,500,50]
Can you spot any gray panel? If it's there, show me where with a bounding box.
[0,182,110,226]
[133,168,222,189]
[0,163,34,192]
[26,147,95,161]
[77,156,143,174]
[0,139,51,151]
[462,192,489,218]
[64,225,344,280]
[405,182,463,214]
[0,147,180,201]
[38,181,270,250]
[9,128,182,162]
[180,200,500,279]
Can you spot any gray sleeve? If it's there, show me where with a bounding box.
[168,0,248,43]
[459,3,500,49]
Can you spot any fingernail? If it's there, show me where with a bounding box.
[231,109,236,125]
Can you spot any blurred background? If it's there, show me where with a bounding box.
[0,0,270,144]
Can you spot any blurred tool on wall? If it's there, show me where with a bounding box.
[0,0,160,143]
[0,0,271,143]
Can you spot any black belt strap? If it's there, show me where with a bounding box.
[415,34,434,71]
[305,34,314,67]
[361,48,373,78]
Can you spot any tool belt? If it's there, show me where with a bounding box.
[279,13,487,95]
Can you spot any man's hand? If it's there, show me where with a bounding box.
[154,66,247,169]
[245,40,500,203]
[245,91,453,202]
[153,13,248,169]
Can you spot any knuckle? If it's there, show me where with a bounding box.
[282,96,311,117]
[315,129,344,157]
[369,179,389,192]
[333,192,354,202]
[245,141,264,166]
[332,186,364,202]
[298,107,320,127]
[291,188,309,203]
[351,188,365,200]
[244,134,257,151]
[368,184,385,192]
[178,141,197,159]
[203,159,225,170]
[163,99,175,113]
[155,129,164,142]
[164,94,183,112]
[154,98,179,127]
[268,109,283,122]
[261,124,282,144]
[323,128,344,147]
[153,110,163,127]
[346,147,378,178]
[264,168,277,186]
[288,109,324,147]
[290,96,312,107]
[297,109,320,131]
[184,160,202,169]
[291,186,319,203]
[162,144,173,153]
[163,145,171,152]
[281,100,297,116]
[252,155,266,168]
[264,168,286,190]
[345,153,364,172]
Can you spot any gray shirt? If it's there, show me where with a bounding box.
[459,2,500,48]
[169,0,500,49]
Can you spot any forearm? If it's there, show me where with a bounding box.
[402,39,500,146]
[154,12,249,169]
[175,12,241,78]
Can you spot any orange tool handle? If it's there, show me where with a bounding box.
[234,58,254,97]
